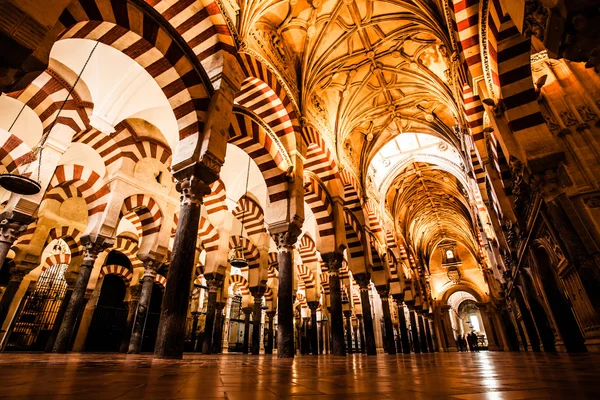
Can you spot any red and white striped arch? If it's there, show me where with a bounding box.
[198,216,219,253]
[304,174,335,251]
[297,234,318,264]
[229,235,260,271]
[99,264,133,285]
[121,194,163,239]
[232,196,266,237]
[229,273,250,296]
[41,253,71,273]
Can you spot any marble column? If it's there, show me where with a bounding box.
[202,275,223,354]
[478,302,500,350]
[418,315,429,353]
[250,287,265,355]
[211,302,225,354]
[307,301,319,355]
[378,288,396,354]
[409,310,421,353]
[353,325,360,354]
[128,259,161,353]
[155,175,209,359]
[440,305,457,351]
[425,317,435,352]
[0,211,33,269]
[394,324,403,354]
[272,227,300,358]
[120,285,142,353]
[53,235,114,353]
[357,315,366,353]
[242,307,252,354]
[45,272,78,352]
[190,312,200,351]
[0,265,28,329]
[344,310,353,354]
[265,310,276,354]
[394,298,411,354]
[322,252,346,356]
[354,274,377,355]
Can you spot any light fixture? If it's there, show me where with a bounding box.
[0,42,99,196]
[229,154,252,270]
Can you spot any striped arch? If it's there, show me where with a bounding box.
[120,194,163,238]
[303,125,340,184]
[232,196,266,237]
[0,131,36,173]
[55,1,213,165]
[340,168,365,224]
[297,234,318,264]
[46,226,83,258]
[198,216,219,253]
[15,221,38,247]
[304,174,335,247]
[450,0,484,84]
[229,235,260,271]
[268,252,278,269]
[365,199,384,238]
[229,273,250,296]
[369,234,385,274]
[295,292,307,307]
[236,53,301,149]
[264,286,274,301]
[171,213,179,237]
[296,264,316,290]
[320,272,330,295]
[229,111,289,210]
[154,274,167,288]
[99,264,133,285]
[46,164,110,217]
[339,261,350,280]
[344,208,365,262]
[204,179,227,216]
[41,253,71,273]
[110,237,143,268]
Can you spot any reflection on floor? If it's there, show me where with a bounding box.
[0,352,599,399]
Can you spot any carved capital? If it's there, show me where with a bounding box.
[307,301,320,312]
[175,175,211,206]
[0,211,34,245]
[353,273,372,291]
[377,286,390,299]
[80,235,115,265]
[272,228,300,252]
[266,310,276,319]
[250,284,266,300]
[321,251,344,272]
[206,273,224,292]
[142,258,162,278]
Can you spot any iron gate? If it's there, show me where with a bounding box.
[4,263,68,351]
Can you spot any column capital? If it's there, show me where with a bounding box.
[142,258,162,278]
[354,273,372,291]
[376,286,390,299]
[242,307,253,316]
[81,234,114,265]
[175,174,211,206]
[250,284,267,300]
[356,314,363,321]
[392,293,405,305]
[321,251,344,272]
[271,224,301,252]
[307,301,320,312]
[343,310,352,318]
[266,310,276,319]
[0,211,34,245]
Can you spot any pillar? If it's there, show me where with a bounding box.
[354,273,377,355]
[357,315,366,353]
[212,302,226,354]
[0,265,28,329]
[120,284,141,353]
[271,226,300,358]
[322,252,346,356]
[45,272,78,352]
[353,325,360,354]
[265,310,276,354]
[424,316,435,352]
[250,287,265,355]
[418,315,429,353]
[155,174,210,359]
[53,235,113,353]
[344,310,353,354]
[242,307,252,354]
[202,275,223,354]
[0,211,33,269]
[128,259,161,353]
[378,288,396,355]
[394,298,411,354]
[307,301,319,355]
[477,302,500,350]
[394,324,403,354]
[409,310,421,353]
[190,312,200,351]
[440,305,457,351]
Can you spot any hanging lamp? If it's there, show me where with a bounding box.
[229,155,252,269]
[0,42,99,195]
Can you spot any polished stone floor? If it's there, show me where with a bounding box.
[0,352,598,399]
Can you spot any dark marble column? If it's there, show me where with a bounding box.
[395,300,411,354]
[418,315,429,353]
[265,310,276,354]
[357,315,366,353]
[307,301,319,355]
[344,310,353,354]
[272,227,300,358]
[45,272,78,352]
[322,252,346,356]
[354,273,377,355]
[302,317,309,354]
[394,324,403,354]
[242,307,252,354]
[53,235,114,353]
[155,175,209,359]
[190,311,200,351]
[120,285,141,353]
[409,310,421,353]
[250,286,265,355]
[0,211,33,269]
[211,302,225,354]
[128,259,161,353]
[378,288,396,355]
[202,275,223,354]
[353,325,359,354]
[0,265,28,329]
[425,316,435,352]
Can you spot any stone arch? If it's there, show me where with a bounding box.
[297,234,318,264]
[198,216,219,253]
[340,167,366,224]
[0,130,36,174]
[98,264,133,285]
[41,253,71,273]
[439,282,486,304]
[303,173,336,252]
[109,237,142,269]
[303,124,343,196]
[120,194,163,239]
[229,273,250,296]
[232,195,266,238]
[229,235,260,271]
